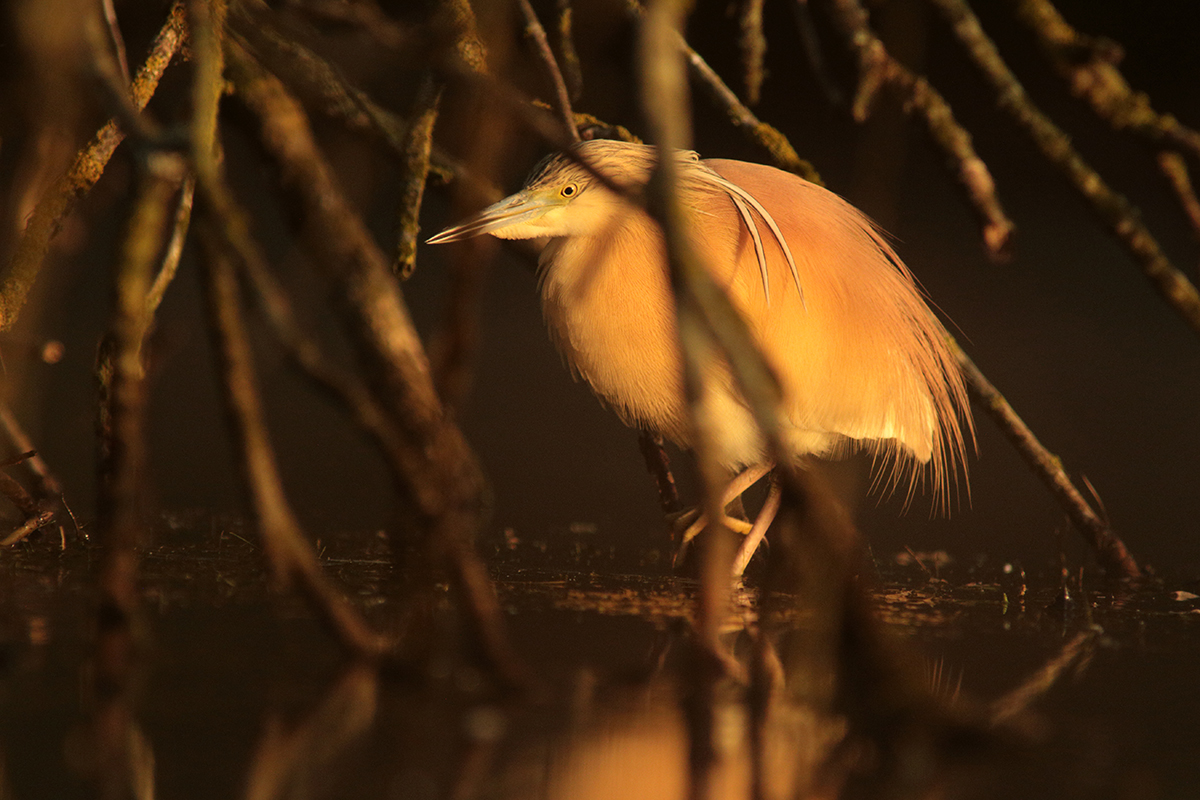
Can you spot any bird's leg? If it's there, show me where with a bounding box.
[675,463,774,551]
[638,431,682,515]
[732,476,781,576]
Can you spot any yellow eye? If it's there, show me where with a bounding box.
[561,183,579,198]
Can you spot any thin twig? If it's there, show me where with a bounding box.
[518,0,580,143]
[0,449,58,548]
[145,173,195,317]
[0,2,187,331]
[955,343,1140,579]
[673,24,822,183]
[1157,151,1200,245]
[394,75,442,278]
[827,0,1014,259]
[625,1,818,180]
[101,0,132,86]
[1011,0,1200,160]
[0,397,64,500]
[928,0,1200,339]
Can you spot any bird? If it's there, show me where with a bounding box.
[428,139,971,573]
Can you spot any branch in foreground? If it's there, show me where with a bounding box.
[827,0,1014,260]
[955,343,1140,579]
[190,0,387,660]
[623,1,819,181]
[0,1,187,332]
[199,228,390,659]
[224,42,528,688]
[928,0,1200,340]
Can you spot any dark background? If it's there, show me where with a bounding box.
[3,0,1198,574]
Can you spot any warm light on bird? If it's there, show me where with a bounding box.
[429,140,972,569]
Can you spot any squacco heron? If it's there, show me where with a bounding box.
[429,140,971,572]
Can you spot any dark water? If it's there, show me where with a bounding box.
[0,520,1197,799]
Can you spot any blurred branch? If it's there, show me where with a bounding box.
[0,1,187,332]
[243,664,377,800]
[1011,0,1200,160]
[89,145,185,800]
[100,151,187,615]
[224,0,507,210]
[226,1,415,158]
[518,0,580,143]
[738,0,766,105]
[189,0,389,660]
[991,628,1098,723]
[1158,151,1200,245]
[444,0,489,72]
[928,0,1200,339]
[200,229,391,657]
[554,0,584,102]
[144,174,195,317]
[637,3,737,795]
[826,0,1014,260]
[955,343,1140,579]
[223,41,528,687]
[625,0,817,180]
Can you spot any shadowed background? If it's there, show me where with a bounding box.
[2,0,1197,573]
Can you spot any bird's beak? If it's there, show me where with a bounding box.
[426,189,557,244]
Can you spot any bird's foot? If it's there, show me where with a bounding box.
[669,507,754,567]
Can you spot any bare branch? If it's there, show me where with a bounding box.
[827,0,1015,259]
[190,0,389,659]
[677,28,822,183]
[0,2,187,331]
[518,0,580,143]
[224,41,529,687]
[928,0,1200,339]
[393,75,442,278]
[1012,0,1200,160]
[145,173,195,317]
[554,0,584,101]
[955,343,1140,579]
[199,227,390,658]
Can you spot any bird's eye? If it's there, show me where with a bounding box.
[561,183,579,198]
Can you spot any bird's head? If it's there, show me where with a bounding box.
[427,141,666,243]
